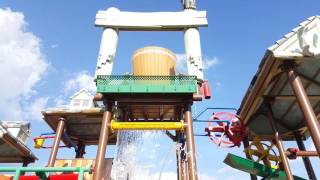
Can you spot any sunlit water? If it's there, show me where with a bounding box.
[110,130,177,180]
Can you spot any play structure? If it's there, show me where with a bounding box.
[0,1,319,180]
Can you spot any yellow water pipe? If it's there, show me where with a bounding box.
[110,120,185,131]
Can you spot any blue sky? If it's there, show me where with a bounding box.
[0,0,319,179]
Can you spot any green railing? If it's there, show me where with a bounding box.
[96,75,197,93]
[0,166,91,180]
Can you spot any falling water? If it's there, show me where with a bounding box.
[111,130,176,180]
[111,131,142,180]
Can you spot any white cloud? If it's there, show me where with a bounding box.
[133,170,215,180]
[25,97,49,121]
[199,173,216,180]
[53,96,66,107]
[215,166,249,180]
[176,53,188,73]
[50,44,59,48]
[175,53,219,74]
[203,56,219,70]
[64,71,96,94]
[0,8,48,121]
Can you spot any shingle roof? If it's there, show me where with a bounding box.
[69,88,93,99]
[268,15,320,54]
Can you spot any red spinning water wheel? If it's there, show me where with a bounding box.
[205,112,245,148]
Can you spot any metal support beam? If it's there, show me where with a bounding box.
[295,133,317,180]
[286,65,320,154]
[296,71,320,88]
[21,160,29,175]
[285,150,319,157]
[110,120,185,131]
[47,118,65,167]
[93,103,112,180]
[75,142,86,158]
[264,95,320,100]
[176,131,182,180]
[243,137,258,180]
[22,161,29,167]
[184,104,198,180]
[181,140,188,180]
[176,147,182,180]
[167,130,178,142]
[266,103,293,180]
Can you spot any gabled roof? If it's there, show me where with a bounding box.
[269,15,320,58]
[69,88,93,99]
[238,16,320,140]
[0,123,37,163]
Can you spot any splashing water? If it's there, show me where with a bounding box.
[111,131,142,180]
[111,130,176,180]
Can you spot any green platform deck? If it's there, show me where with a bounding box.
[224,153,305,180]
[96,75,197,93]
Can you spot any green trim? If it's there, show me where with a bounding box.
[96,75,197,93]
[0,166,91,180]
[224,153,305,180]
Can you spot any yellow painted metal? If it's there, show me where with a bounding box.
[110,120,184,131]
[244,137,281,168]
[34,138,45,149]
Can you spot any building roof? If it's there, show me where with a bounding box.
[238,16,320,140]
[0,124,37,163]
[69,88,94,99]
[269,15,320,58]
[42,108,117,146]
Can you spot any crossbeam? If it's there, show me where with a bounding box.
[110,120,185,131]
[95,8,208,31]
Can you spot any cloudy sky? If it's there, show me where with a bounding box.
[0,0,319,179]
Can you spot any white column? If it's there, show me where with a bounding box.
[184,27,204,80]
[95,28,119,77]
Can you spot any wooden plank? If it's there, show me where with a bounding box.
[239,53,281,125]
[264,95,320,100]
[55,158,113,180]
[95,9,208,30]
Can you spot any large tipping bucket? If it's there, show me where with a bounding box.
[132,46,176,76]
[131,46,177,120]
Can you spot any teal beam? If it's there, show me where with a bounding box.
[78,168,85,180]
[14,169,20,180]
[0,166,91,172]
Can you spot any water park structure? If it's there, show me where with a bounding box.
[0,1,320,180]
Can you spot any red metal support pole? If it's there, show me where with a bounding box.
[266,103,293,180]
[184,104,198,180]
[47,118,65,167]
[286,65,320,154]
[93,103,112,180]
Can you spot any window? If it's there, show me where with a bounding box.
[73,99,81,106]
[82,100,89,107]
